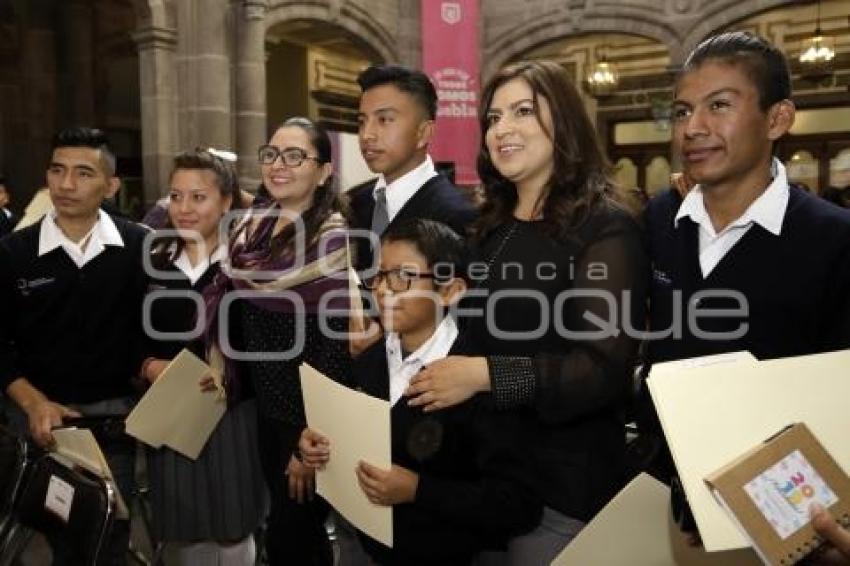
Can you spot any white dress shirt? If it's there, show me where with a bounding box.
[675,159,790,277]
[373,155,438,222]
[173,245,227,285]
[39,209,124,268]
[385,315,458,407]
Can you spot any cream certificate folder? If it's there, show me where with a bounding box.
[647,349,850,553]
[299,363,393,547]
[551,473,760,565]
[125,348,225,459]
[51,427,129,519]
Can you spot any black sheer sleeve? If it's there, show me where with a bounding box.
[488,210,650,424]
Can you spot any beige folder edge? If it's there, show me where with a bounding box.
[299,363,393,548]
[551,473,761,566]
[647,349,850,553]
[51,427,130,520]
[125,349,226,460]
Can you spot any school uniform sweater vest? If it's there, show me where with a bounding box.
[645,187,850,365]
[0,216,149,403]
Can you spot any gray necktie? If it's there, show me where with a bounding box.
[371,186,389,235]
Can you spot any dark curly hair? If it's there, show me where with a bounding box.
[473,60,613,242]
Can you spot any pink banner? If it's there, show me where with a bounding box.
[421,0,480,186]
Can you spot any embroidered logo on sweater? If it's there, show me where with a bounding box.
[16,277,56,296]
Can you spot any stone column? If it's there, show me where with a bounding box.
[134,24,178,207]
[21,24,57,195]
[62,0,95,125]
[396,0,420,66]
[235,0,268,191]
[186,0,232,148]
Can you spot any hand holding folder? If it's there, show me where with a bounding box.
[299,363,393,547]
[125,349,226,460]
[647,349,850,553]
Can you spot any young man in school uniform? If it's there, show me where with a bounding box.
[299,219,540,566]
[346,64,477,272]
[640,31,850,498]
[0,127,149,564]
[345,64,478,357]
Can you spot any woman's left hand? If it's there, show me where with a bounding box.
[405,356,490,412]
[285,455,315,504]
[356,461,418,506]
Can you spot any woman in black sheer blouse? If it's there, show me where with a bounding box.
[405,60,649,563]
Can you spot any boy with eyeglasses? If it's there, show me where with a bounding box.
[299,219,540,566]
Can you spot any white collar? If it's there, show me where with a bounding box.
[385,315,458,406]
[675,158,789,237]
[373,155,438,220]
[172,245,226,285]
[39,209,124,267]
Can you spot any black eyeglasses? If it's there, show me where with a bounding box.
[362,269,438,293]
[258,145,321,167]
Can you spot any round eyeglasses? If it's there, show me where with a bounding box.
[258,145,321,167]
[362,269,438,293]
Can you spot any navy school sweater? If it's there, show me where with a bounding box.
[0,216,149,404]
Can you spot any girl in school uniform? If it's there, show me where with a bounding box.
[140,148,268,566]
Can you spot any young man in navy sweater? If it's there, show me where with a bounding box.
[641,30,850,503]
[0,127,148,564]
[299,219,539,565]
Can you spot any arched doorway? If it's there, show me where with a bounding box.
[265,18,384,190]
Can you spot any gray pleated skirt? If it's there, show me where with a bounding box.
[147,399,269,542]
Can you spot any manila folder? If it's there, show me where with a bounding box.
[300,363,392,548]
[647,349,850,552]
[551,473,760,565]
[125,348,225,459]
[51,427,130,519]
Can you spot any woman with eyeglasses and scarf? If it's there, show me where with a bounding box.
[203,118,352,566]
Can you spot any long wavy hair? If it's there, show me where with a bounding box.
[260,117,341,259]
[473,60,614,242]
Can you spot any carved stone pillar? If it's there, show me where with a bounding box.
[62,0,95,125]
[235,1,268,191]
[134,24,178,207]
